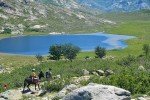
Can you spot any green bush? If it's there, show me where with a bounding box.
[117,55,136,67]
[62,44,80,61]
[35,54,44,62]
[48,44,62,60]
[143,44,150,59]
[2,28,12,34]
[43,78,70,92]
[95,46,106,58]
[48,44,80,61]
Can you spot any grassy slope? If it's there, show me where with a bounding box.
[78,11,150,58]
[107,21,150,57]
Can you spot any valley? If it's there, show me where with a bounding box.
[0,0,150,100]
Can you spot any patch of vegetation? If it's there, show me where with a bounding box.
[2,28,12,34]
[0,45,149,95]
[35,54,44,62]
[48,44,80,61]
[95,46,106,58]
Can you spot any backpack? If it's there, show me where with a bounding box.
[46,71,51,78]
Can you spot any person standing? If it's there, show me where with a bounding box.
[45,68,52,82]
[38,70,44,81]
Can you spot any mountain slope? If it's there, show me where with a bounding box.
[77,0,150,12]
[0,0,115,34]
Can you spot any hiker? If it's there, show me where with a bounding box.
[31,69,37,82]
[38,70,44,81]
[45,68,52,82]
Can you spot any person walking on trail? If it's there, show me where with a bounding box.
[38,70,44,81]
[31,69,37,82]
[45,68,52,82]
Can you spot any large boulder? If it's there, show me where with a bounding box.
[63,83,131,100]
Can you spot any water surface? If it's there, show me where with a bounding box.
[0,33,134,55]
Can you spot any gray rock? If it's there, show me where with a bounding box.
[63,83,131,100]
[138,66,145,71]
[105,69,114,76]
[96,69,104,76]
[56,84,78,98]
[137,97,146,100]
[71,76,91,85]
[0,89,22,100]
[82,69,90,76]
[91,72,99,76]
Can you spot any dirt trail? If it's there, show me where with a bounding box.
[0,86,56,100]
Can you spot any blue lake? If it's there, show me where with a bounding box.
[0,33,134,55]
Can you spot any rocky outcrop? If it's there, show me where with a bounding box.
[71,76,91,85]
[63,83,131,100]
[56,84,79,99]
[0,1,13,9]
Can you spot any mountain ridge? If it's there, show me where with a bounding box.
[76,0,150,12]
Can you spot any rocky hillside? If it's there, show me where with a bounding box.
[0,0,115,35]
[0,0,149,35]
[77,0,150,12]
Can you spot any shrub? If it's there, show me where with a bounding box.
[95,46,106,58]
[43,78,70,92]
[62,44,80,61]
[2,28,12,34]
[117,55,136,67]
[48,44,62,60]
[35,54,43,62]
[142,44,150,58]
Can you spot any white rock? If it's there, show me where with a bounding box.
[96,69,104,76]
[138,65,145,71]
[63,83,131,100]
[137,97,147,100]
[82,69,90,76]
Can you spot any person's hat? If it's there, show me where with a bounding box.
[32,69,35,71]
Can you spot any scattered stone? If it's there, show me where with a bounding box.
[91,71,99,76]
[105,69,114,76]
[102,55,115,60]
[138,65,145,71]
[31,25,47,29]
[53,75,61,79]
[71,76,91,85]
[96,69,104,76]
[137,97,147,100]
[38,90,47,96]
[0,65,4,73]
[82,69,90,76]
[63,83,131,100]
